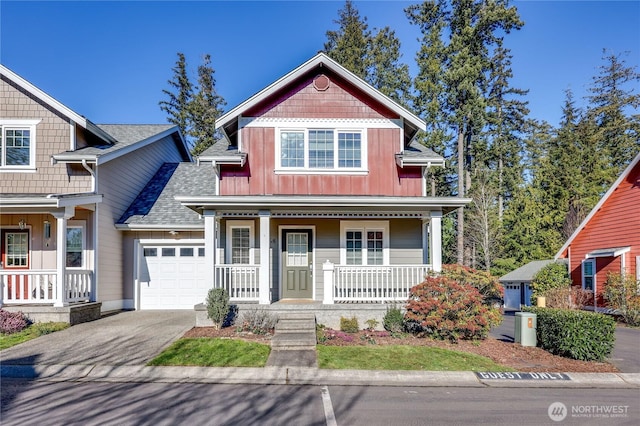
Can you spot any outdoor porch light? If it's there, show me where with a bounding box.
[44,220,51,239]
[18,219,26,230]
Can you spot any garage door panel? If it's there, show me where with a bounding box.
[140,245,207,309]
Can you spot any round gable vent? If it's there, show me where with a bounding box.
[313,74,330,91]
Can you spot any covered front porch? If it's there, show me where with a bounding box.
[0,194,102,322]
[179,195,467,307]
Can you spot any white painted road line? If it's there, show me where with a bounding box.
[321,386,338,426]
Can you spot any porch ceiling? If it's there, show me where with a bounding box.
[177,195,471,216]
[0,193,102,212]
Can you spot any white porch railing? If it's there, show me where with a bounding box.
[215,264,260,302]
[0,270,93,305]
[325,262,431,304]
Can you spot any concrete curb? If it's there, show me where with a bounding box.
[2,364,639,388]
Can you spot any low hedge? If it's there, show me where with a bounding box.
[523,307,615,361]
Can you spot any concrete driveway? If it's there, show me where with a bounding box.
[490,311,640,373]
[0,310,194,366]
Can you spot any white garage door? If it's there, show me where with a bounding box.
[139,245,208,310]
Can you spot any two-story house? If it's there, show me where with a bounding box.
[0,65,191,323]
[119,54,469,325]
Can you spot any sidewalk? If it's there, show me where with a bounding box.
[2,363,639,389]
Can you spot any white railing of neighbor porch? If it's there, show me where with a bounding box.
[324,262,431,304]
[0,270,93,305]
[215,265,260,302]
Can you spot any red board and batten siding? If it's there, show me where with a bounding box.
[560,160,640,301]
[220,71,423,197]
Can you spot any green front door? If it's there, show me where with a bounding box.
[281,229,313,299]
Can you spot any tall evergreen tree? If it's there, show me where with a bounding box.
[324,0,369,80]
[159,53,193,140]
[407,0,523,265]
[586,50,640,173]
[190,54,226,156]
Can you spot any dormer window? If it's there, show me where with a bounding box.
[0,120,39,171]
[278,128,365,173]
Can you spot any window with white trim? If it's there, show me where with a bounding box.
[582,259,595,291]
[340,221,389,265]
[226,221,255,264]
[66,226,84,268]
[0,120,38,170]
[278,128,363,171]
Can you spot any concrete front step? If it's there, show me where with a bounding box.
[275,319,316,333]
[277,312,317,321]
[271,332,317,351]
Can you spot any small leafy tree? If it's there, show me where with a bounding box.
[530,262,571,303]
[383,305,405,333]
[441,264,503,305]
[604,272,640,326]
[405,275,502,342]
[205,288,230,330]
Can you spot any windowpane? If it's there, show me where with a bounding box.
[198,247,205,257]
[286,233,308,266]
[280,131,305,167]
[180,247,194,257]
[162,248,175,257]
[6,232,28,267]
[338,132,361,168]
[66,228,83,268]
[309,130,334,168]
[346,231,362,265]
[4,128,31,166]
[367,231,383,265]
[144,248,157,257]
[231,227,250,264]
[582,260,594,291]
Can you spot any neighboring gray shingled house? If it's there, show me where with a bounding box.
[499,260,554,309]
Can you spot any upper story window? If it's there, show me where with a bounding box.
[0,120,39,171]
[278,128,365,173]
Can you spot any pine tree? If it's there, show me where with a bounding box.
[586,50,640,173]
[159,53,193,142]
[324,0,369,80]
[190,54,226,156]
[408,0,523,265]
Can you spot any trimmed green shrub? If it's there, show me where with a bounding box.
[0,309,31,334]
[441,264,504,306]
[524,307,615,361]
[365,318,379,331]
[604,272,640,326]
[237,307,277,334]
[405,275,502,342]
[340,316,359,333]
[383,305,405,333]
[205,288,230,329]
[530,262,571,303]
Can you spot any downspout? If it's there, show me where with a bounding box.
[81,159,96,192]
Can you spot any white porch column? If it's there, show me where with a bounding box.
[203,210,217,292]
[323,260,335,304]
[52,206,74,307]
[258,210,271,304]
[430,211,442,273]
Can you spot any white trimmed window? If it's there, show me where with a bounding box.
[66,222,86,268]
[340,221,389,265]
[582,259,595,291]
[0,120,38,170]
[226,220,255,264]
[278,128,364,172]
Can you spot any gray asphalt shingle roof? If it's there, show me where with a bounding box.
[198,138,241,158]
[401,140,443,159]
[118,162,215,227]
[499,260,554,282]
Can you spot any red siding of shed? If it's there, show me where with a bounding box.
[563,161,640,303]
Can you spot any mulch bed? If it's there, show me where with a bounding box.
[181,327,618,373]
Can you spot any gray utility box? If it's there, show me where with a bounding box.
[514,312,537,347]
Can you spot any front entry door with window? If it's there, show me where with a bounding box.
[281,229,313,299]
[1,230,30,299]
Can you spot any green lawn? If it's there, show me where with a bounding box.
[317,345,512,371]
[0,322,69,350]
[148,336,511,371]
[148,338,271,367]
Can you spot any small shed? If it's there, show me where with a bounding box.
[499,260,553,310]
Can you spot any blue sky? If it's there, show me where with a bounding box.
[1,1,638,128]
